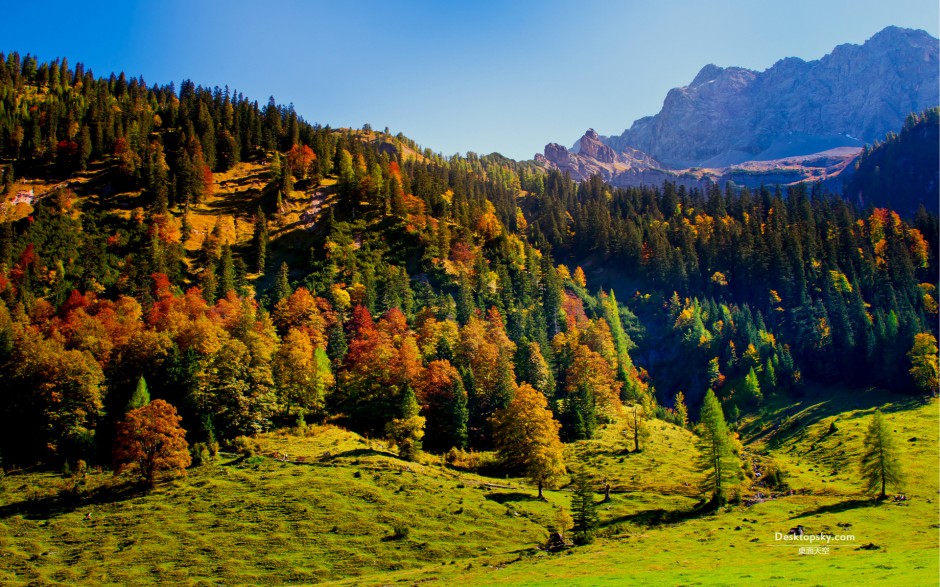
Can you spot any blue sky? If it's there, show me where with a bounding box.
[3,0,937,160]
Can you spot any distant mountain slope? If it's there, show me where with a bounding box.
[843,108,940,214]
[605,26,939,168]
[536,128,861,190]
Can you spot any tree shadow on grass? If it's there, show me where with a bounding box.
[318,447,398,461]
[0,480,148,521]
[790,498,879,520]
[484,492,540,504]
[602,499,714,528]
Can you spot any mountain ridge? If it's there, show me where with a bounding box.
[605,26,938,168]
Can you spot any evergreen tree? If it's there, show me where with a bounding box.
[127,376,151,412]
[743,367,762,405]
[273,262,291,303]
[569,462,599,545]
[860,410,904,499]
[253,207,268,274]
[451,375,469,450]
[219,244,235,296]
[695,389,741,505]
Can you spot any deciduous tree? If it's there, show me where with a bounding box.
[492,383,565,498]
[113,399,191,487]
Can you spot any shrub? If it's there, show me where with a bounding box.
[762,458,790,491]
[391,523,410,539]
[227,436,257,457]
[190,443,212,467]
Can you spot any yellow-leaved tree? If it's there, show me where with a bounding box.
[492,383,566,498]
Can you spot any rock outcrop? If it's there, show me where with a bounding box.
[602,26,939,168]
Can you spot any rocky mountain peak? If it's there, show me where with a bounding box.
[600,26,939,168]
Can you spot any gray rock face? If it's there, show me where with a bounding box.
[605,26,940,168]
[536,130,861,191]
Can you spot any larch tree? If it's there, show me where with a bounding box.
[492,383,566,498]
[860,410,904,499]
[623,403,651,452]
[674,391,689,429]
[695,389,741,505]
[113,399,191,487]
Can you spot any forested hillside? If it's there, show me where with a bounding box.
[844,107,940,215]
[0,52,936,472]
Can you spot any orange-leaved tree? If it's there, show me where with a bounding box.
[492,383,566,498]
[114,399,191,487]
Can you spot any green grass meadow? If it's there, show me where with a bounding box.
[1,388,937,586]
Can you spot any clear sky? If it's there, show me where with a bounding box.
[3,0,937,160]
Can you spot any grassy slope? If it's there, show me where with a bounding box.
[326,389,939,587]
[3,389,933,586]
[0,425,555,586]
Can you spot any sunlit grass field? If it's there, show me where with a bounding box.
[1,388,936,586]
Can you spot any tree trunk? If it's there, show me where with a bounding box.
[538,479,543,499]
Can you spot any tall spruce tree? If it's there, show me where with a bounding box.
[570,462,599,545]
[127,376,151,412]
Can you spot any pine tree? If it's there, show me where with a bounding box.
[695,389,741,505]
[253,207,268,274]
[451,375,469,450]
[273,262,291,303]
[569,463,599,545]
[219,244,235,296]
[743,366,762,405]
[127,376,151,412]
[860,410,904,499]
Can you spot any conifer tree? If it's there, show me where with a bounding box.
[674,391,689,429]
[860,410,904,499]
[127,376,151,412]
[273,262,291,303]
[569,462,599,545]
[743,366,762,405]
[219,244,235,296]
[253,208,268,274]
[695,389,741,505]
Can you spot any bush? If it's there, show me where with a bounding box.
[444,447,493,471]
[761,458,790,491]
[190,442,212,467]
[227,436,257,457]
[573,530,594,545]
[390,523,410,540]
